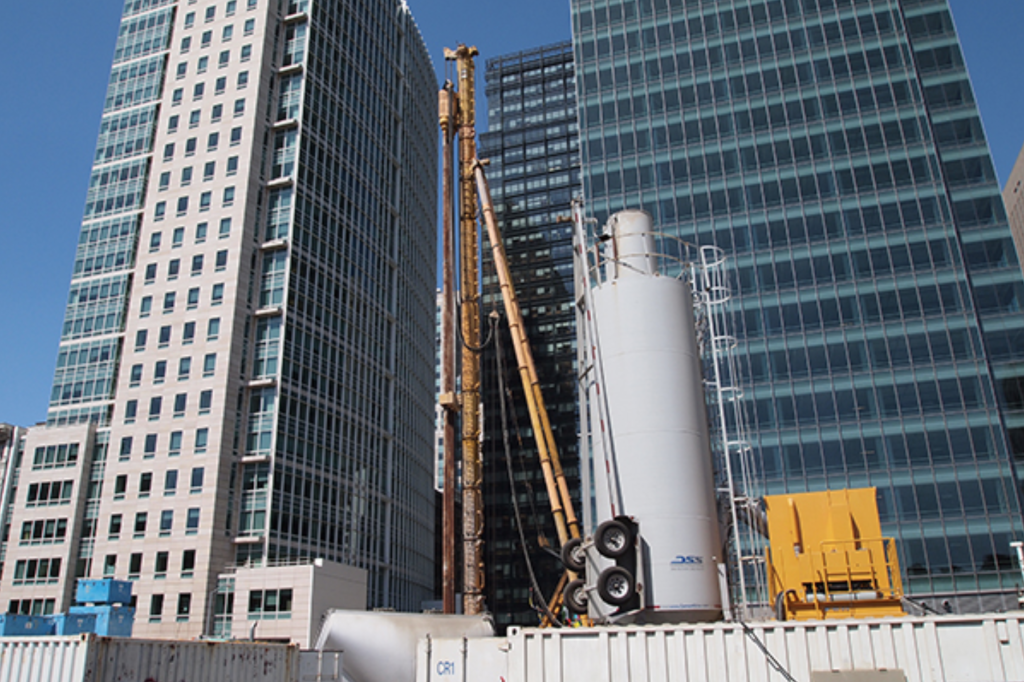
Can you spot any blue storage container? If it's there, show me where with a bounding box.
[47,612,97,635]
[68,605,134,637]
[75,578,133,605]
[0,614,55,636]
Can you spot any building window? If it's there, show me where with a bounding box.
[200,191,212,211]
[211,283,224,305]
[172,227,185,247]
[186,508,200,534]
[185,137,197,155]
[197,55,209,73]
[207,318,221,340]
[184,11,195,27]
[215,76,227,95]
[201,31,212,47]
[155,552,169,578]
[165,469,178,496]
[212,103,223,122]
[125,400,138,423]
[135,329,147,351]
[160,510,174,536]
[181,166,193,186]
[237,71,249,88]
[193,82,204,100]
[204,161,216,181]
[203,353,217,377]
[183,321,196,344]
[177,196,189,216]
[149,594,164,622]
[227,156,238,175]
[195,222,208,243]
[13,558,62,586]
[208,132,220,151]
[244,17,254,34]
[103,554,116,576]
[190,467,204,493]
[154,360,167,383]
[177,593,192,622]
[230,126,242,145]
[120,436,132,460]
[139,472,153,497]
[240,44,252,61]
[247,589,292,619]
[129,363,143,386]
[158,172,170,191]
[154,201,166,220]
[199,390,213,415]
[174,393,187,416]
[222,186,235,206]
[159,325,172,347]
[169,431,183,457]
[233,98,245,117]
[168,258,180,279]
[144,435,158,460]
[222,25,234,41]
[192,254,204,274]
[149,396,162,420]
[189,109,201,127]
[134,512,147,538]
[180,36,191,53]
[163,292,176,313]
[182,549,196,577]
[114,474,127,499]
[219,217,232,237]
[196,428,209,454]
[172,88,183,105]
[108,514,122,539]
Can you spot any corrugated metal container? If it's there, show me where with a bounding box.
[75,579,132,605]
[417,614,1024,682]
[0,635,337,682]
[0,615,54,637]
[47,613,96,635]
[68,605,133,637]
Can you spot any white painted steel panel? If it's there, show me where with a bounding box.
[0,635,305,682]
[0,636,91,682]
[456,615,1024,682]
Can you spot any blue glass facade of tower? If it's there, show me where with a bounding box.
[479,42,582,629]
[572,0,1024,608]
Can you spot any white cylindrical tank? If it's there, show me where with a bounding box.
[589,210,722,622]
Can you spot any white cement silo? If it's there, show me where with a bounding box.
[588,210,722,622]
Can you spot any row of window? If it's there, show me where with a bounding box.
[12,558,61,585]
[31,444,80,470]
[154,181,240,219]
[112,467,204,499]
[106,508,201,539]
[115,427,210,456]
[158,157,239,191]
[182,2,253,29]
[123,389,214,423]
[128,353,218,386]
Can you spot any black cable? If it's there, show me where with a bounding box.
[456,300,495,353]
[494,312,562,627]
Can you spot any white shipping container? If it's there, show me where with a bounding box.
[417,614,1024,682]
[0,634,341,682]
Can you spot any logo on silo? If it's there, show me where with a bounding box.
[670,555,704,570]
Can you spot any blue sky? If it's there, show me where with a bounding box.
[0,1,1020,427]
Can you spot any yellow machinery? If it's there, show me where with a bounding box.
[765,488,905,620]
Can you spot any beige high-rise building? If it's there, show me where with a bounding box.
[0,0,438,644]
[1002,143,1024,274]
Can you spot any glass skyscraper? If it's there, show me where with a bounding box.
[0,0,437,640]
[478,42,582,629]
[571,0,1024,610]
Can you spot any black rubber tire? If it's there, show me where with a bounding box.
[564,578,588,614]
[597,566,636,606]
[595,519,632,558]
[561,537,586,573]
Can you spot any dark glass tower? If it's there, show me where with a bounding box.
[478,42,582,629]
[571,0,1024,610]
